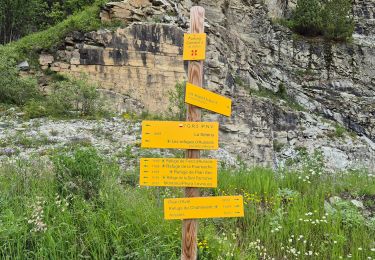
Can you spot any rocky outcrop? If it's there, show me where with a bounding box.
[38,0,375,171]
[41,24,185,113]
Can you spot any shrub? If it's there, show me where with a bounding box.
[0,54,41,105]
[51,147,104,199]
[46,75,105,117]
[23,100,48,119]
[289,0,354,41]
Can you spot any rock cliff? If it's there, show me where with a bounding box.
[38,0,375,171]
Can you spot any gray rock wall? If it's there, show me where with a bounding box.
[39,0,375,171]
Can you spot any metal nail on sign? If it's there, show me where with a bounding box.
[141,121,219,150]
[183,33,207,61]
[140,158,217,188]
[185,82,232,117]
[164,196,244,220]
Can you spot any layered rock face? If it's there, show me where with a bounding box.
[40,23,185,113]
[39,0,375,171]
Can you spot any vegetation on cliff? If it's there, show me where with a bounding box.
[0,1,112,118]
[0,0,97,45]
[287,0,354,41]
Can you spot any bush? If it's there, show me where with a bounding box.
[289,0,354,41]
[23,100,48,119]
[51,147,104,199]
[46,75,105,117]
[0,54,41,105]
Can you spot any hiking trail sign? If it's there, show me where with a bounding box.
[139,6,244,260]
[140,158,217,188]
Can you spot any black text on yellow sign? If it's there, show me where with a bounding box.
[185,82,232,116]
[183,33,207,61]
[140,158,217,188]
[164,196,244,220]
[141,121,219,150]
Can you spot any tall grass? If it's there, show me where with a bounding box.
[0,147,374,259]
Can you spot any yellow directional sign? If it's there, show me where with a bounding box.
[183,33,207,61]
[164,196,244,220]
[140,158,217,187]
[141,121,219,150]
[185,83,232,116]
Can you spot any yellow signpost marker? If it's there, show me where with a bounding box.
[185,82,232,117]
[141,121,219,150]
[140,158,217,188]
[183,33,207,61]
[164,196,244,220]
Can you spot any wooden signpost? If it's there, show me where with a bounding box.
[139,6,244,260]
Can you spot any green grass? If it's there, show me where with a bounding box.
[0,147,374,259]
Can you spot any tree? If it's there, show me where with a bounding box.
[292,0,323,36]
[322,0,354,41]
[0,0,47,44]
[0,0,95,45]
[290,0,354,41]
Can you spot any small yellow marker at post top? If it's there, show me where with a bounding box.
[183,33,207,61]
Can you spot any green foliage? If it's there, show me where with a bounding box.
[0,0,96,45]
[291,0,324,36]
[167,81,187,120]
[23,100,48,119]
[0,2,104,108]
[0,151,375,259]
[334,123,346,138]
[49,75,100,116]
[0,54,41,105]
[322,0,355,41]
[51,147,104,199]
[288,0,354,41]
[0,2,102,66]
[24,75,108,118]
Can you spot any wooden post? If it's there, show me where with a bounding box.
[182,6,205,260]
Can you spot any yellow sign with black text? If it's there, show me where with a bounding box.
[141,121,219,150]
[164,196,244,220]
[183,33,206,61]
[140,158,217,187]
[185,83,232,116]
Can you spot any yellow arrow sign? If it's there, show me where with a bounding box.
[183,33,207,61]
[141,121,219,150]
[185,83,232,116]
[164,196,244,220]
[140,158,217,188]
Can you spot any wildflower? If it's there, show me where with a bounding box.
[371,248,375,252]
[358,247,363,251]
